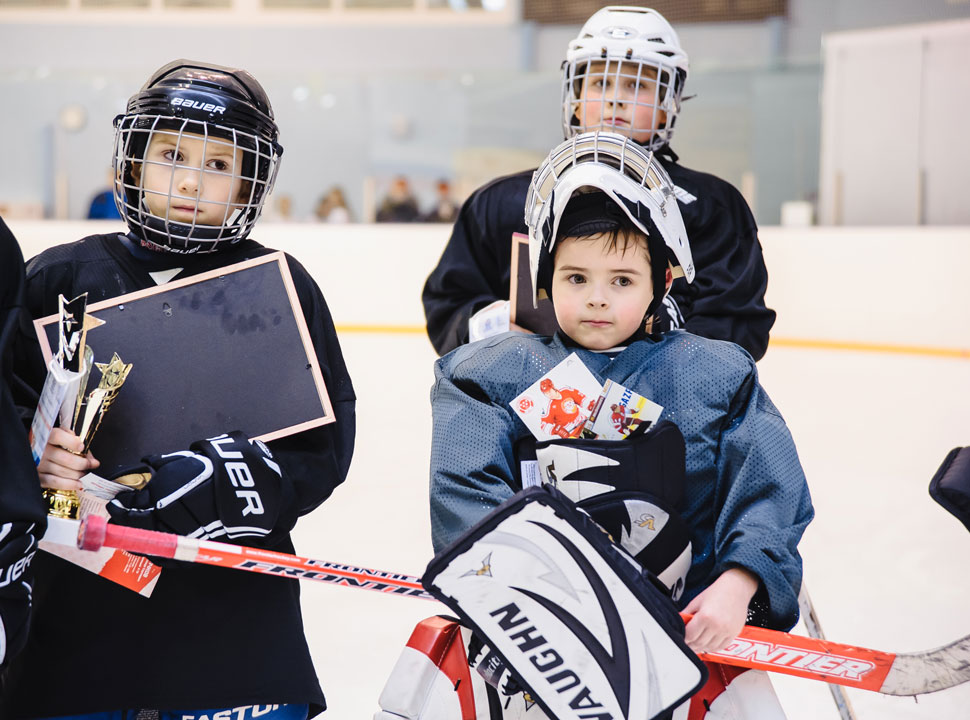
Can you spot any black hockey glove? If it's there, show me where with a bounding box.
[928,446,970,533]
[107,431,286,545]
[533,421,692,598]
[0,522,42,667]
[533,419,687,506]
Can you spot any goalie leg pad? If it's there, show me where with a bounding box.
[422,485,707,720]
[675,664,786,720]
[376,615,495,720]
[375,615,558,720]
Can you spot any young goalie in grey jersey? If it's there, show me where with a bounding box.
[378,131,812,720]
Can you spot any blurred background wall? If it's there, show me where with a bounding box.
[1,0,969,225]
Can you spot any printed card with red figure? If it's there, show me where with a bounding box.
[584,378,664,440]
[510,353,602,441]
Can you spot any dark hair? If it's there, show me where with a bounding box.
[554,191,651,263]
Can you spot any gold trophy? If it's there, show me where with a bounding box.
[45,353,133,519]
[41,294,132,519]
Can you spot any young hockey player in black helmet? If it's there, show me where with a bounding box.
[6,61,355,720]
[423,6,776,360]
[378,133,811,719]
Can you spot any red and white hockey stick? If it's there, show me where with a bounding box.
[70,514,970,697]
[74,514,435,601]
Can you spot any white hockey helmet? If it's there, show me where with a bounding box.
[562,6,689,151]
[525,131,693,315]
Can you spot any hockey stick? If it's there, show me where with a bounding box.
[798,583,859,720]
[68,514,970,697]
[67,514,436,601]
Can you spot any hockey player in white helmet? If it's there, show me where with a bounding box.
[11,60,356,719]
[379,132,812,719]
[423,6,775,361]
[561,6,688,150]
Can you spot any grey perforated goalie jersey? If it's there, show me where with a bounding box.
[430,330,813,631]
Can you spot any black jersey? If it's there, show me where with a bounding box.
[0,218,47,673]
[422,151,776,360]
[5,233,356,717]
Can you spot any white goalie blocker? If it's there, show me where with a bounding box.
[375,485,789,719]
[418,485,706,720]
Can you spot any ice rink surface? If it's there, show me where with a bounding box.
[293,332,970,720]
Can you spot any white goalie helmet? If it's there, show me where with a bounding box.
[525,131,693,315]
[562,6,689,151]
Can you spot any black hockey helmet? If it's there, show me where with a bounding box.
[112,59,284,254]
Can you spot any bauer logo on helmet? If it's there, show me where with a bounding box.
[170,97,226,114]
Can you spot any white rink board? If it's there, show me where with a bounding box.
[9,221,970,719]
[10,221,970,349]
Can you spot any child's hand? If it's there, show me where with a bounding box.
[683,567,759,654]
[36,428,100,491]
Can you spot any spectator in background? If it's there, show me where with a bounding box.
[275,194,294,222]
[261,193,295,223]
[86,170,122,220]
[314,186,353,223]
[376,176,419,223]
[421,179,459,223]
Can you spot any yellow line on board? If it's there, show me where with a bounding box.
[336,324,426,335]
[769,337,970,360]
[334,324,970,360]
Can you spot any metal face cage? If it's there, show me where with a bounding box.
[113,114,281,254]
[561,56,684,152]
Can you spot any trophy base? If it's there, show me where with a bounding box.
[44,488,80,519]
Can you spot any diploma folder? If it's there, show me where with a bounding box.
[509,232,560,337]
[35,252,334,473]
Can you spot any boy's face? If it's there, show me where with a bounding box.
[552,230,653,351]
[139,131,248,226]
[574,60,667,145]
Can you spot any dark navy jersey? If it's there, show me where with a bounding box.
[422,152,776,360]
[5,233,355,717]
